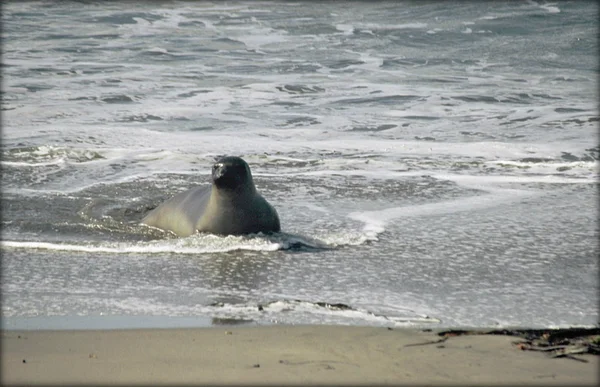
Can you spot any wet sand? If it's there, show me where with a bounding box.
[2,325,598,385]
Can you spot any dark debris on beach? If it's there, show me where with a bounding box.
[436,327,600,362]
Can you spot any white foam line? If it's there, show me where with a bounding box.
[509,161,599,168]
[268,169,423,178]
[435,173,598,186]
[266,169,597,184]
[349,186,537,237]
[0,240,283,254]
[526,0,560,13]
[210,301,438,325]
[488,160,598,169]
[1,159,67,167]
[2,173,155,196]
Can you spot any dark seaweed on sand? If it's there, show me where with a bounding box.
[437,327,600,362]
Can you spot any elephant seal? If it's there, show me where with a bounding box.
[142,156,280,237]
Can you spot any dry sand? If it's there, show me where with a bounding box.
[2,325,598,385]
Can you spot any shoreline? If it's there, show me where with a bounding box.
[2,325,598,385]
[5,314,597,331]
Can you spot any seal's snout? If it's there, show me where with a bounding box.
[212,163,226,181]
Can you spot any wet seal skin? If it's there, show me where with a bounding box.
[142,156,280,237]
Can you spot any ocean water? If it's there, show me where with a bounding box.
[1,1,598,329]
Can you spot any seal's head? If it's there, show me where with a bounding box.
[211,156,255,192]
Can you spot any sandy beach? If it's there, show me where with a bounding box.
[2,325,598,385]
